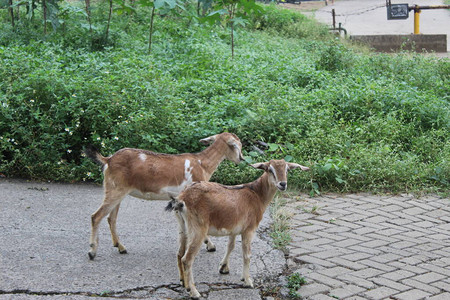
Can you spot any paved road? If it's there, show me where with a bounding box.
[0,179,285,299]
[303,0,450,52]
[286,193,450,299]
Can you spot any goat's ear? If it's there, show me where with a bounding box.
[199,134,217,146]
[251,162,269,171]
[287,163,310,171]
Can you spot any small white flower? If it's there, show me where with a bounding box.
[65,128,70,132]
[30,99,35,103]
[86,172,92,177]
[67,149,72,153]
[101,142,105,148]
[69,132,73,136]
[96,137,101,141]
[114,136,119,140]
[72,94,77,97]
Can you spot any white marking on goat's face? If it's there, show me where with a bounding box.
[268,161,288,191]
[226,138,244,164]
[139,153,146,161]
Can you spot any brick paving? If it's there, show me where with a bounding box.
[285,193,450,300]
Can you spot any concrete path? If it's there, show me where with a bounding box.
[312,0,450,51]
[0,179,285,299]
[285,193,450,299]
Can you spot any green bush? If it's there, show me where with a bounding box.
[0,3,448,194]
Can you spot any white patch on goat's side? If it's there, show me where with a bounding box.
[139,153,147,161]
[103,164,108,172]
[198,160,202,165]
[159,159,194,196]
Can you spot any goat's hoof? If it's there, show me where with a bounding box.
[242,279,254,288]
[88,251,96,260]
[190,290,200,299]
[219,264,229,274]
[119,249,127,254]
[206,246,216,252]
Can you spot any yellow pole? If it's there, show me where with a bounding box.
[414,7,421,34]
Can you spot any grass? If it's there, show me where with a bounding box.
[270,196,294,251]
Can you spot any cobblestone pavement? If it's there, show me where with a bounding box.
[284,193,450,300]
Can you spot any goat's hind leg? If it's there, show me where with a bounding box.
[108,203,127,254]
[88,188,127,260]
[204,236,216,252]
[219,234,236,274]
[182,229,207,299]
[175,211,187,286]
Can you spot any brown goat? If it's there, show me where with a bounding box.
[85,132,243,260]
[166,159,309,299]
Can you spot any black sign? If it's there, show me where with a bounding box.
[387,4,409,20]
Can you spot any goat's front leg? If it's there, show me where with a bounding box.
[204,236,216,252]
[240,231,255,288]
[107,203,127,254]
[219,234,236,274]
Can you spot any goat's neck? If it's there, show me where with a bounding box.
[251,173,278,208]
[196,141,226,180]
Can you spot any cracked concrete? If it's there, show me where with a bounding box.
[0,179,286,299]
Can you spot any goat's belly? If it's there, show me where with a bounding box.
[129,190,171,200]
[208,226,242,236]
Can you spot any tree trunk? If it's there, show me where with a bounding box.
[105,0,113,41]
[148,6,156,53]
[9,0,15,27]
[43,0,47,34]
[85,0,92,34]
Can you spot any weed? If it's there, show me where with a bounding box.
[287,272,307,298]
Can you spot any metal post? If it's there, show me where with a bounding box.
[413,5,420,34]
[332,9,336,30]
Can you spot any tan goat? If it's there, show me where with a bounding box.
[166,159,309,299]
[85,132,243,260]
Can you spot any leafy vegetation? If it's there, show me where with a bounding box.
[0,1,448,195]
[286,272,307,298]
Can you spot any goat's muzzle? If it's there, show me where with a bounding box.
[277,181,287,191]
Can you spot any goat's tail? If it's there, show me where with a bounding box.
[165,196,184,212]
[84,145,108,167]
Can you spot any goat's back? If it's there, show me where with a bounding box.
[179,182,263,234]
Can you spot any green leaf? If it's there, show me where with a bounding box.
[322,163,332,172]
[268,143,278,151]
[249,151,259,157]
[284,155,293,162]
[244,156,253,164]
